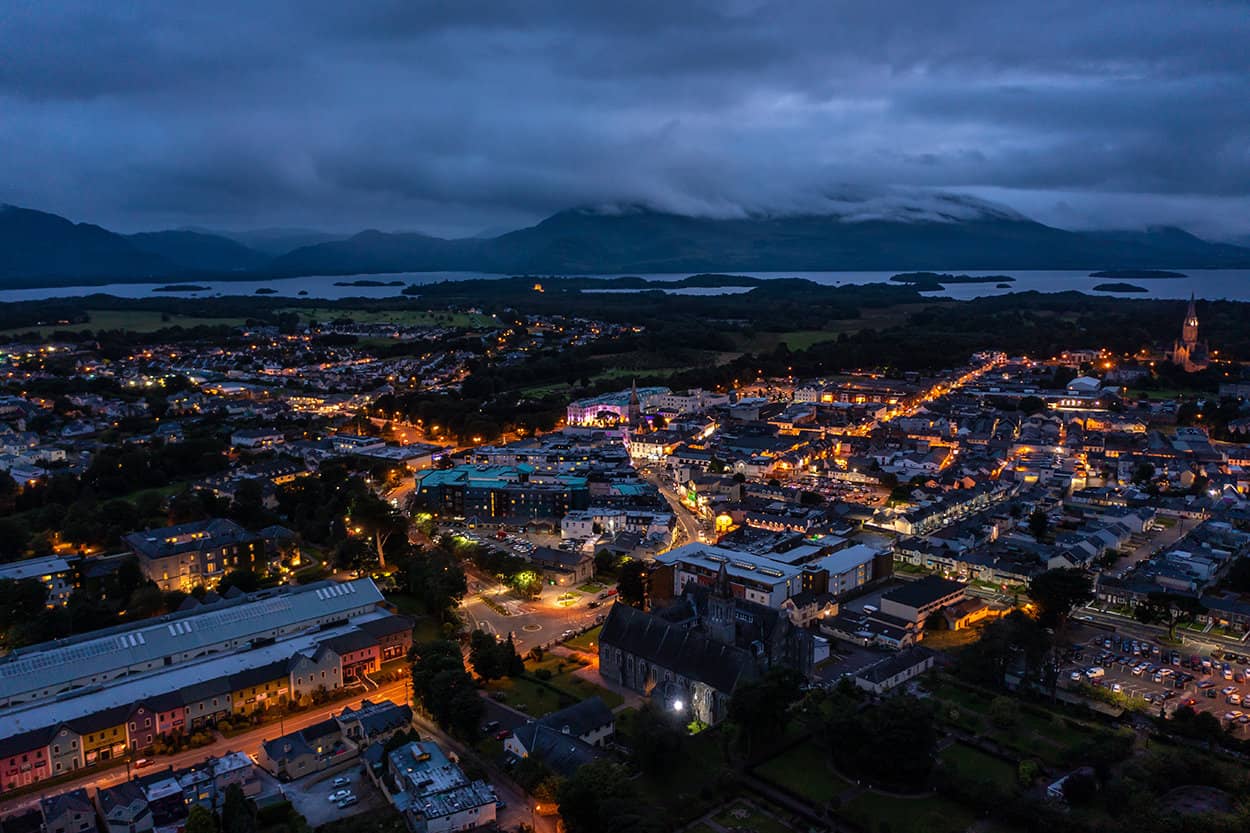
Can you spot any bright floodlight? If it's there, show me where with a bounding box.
[672,699,684,711]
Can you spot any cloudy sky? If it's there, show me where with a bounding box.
[1,0,1247,239]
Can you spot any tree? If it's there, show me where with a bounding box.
[1018,396,1047,415]
[410,640,483,739]
[727,667,805,757]
[185,806,219,833]
[617,560,649,609]
[1134,592,1206,640]
[1131,461,1156,485]
[828,695,938,790]
[468,629,505,681]
[347,493,406,568]
[1027,508,1050,541]
[557,760,659,833]
[631,702,687,775]
[0,578,48,636]
[1061,770,1097,806]
[503,633,525,677]
[404,549,467,623]
[221,784,255,833]
[217,569,262,595]
[1027,568,1093,630]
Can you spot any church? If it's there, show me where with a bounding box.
[1171,294,1209,372]
[597,563,819,725]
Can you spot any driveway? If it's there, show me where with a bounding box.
[281,763,388,828]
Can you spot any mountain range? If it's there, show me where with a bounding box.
[2,199,1249,287]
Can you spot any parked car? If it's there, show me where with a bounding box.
[333,776,351,787]
[328,789,352,802]
[337,796,358,809]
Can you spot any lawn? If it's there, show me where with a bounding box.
[843,792,976,833]
[631,727,733,826]
[564,625,602,653]
[577,582,606,593]
[930,679,1096,765]
[712,801,795,833]
[487,654,623,715]
[0,309,248,337]
[755,738,851,805]
[938,743,1018,790]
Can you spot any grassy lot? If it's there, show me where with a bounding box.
[733,303,940,355]
[929,680,1095,765]
[285,307,496,329]
[755,738,851,805]
[938,742,1018,790]
[577,582,606,593]
[630,726,732,827]
[843,792,976,833]
[564,625,602,653]
[486,654,622,715]
[0,309,248,337]
[711,801,795,833]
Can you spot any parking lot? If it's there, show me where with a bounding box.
[281,763,390,827]
[1062,633,1250,735]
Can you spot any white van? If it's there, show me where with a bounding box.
[1086,667,1106,679]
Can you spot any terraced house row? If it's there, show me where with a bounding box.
[0,579,412,794]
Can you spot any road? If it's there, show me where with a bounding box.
[640,469,703,549]
[0,679,548,833]
[0,680,407,817]
[461,582,603,654]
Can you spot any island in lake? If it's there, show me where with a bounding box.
[1093,282,1149,293]
[1088,269,1187,279]
[333,279,406,287]
[152,284,210,292]
[890,272,1014,291]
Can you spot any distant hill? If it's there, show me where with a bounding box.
[0,204,173,281]
[127,230,267,272]
[274,205,1250,275]
[3,198,1250,286]
[211,227,349,257]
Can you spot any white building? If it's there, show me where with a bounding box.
[0,555,78,607]
[388,741,497,833]
[657,544,806,608]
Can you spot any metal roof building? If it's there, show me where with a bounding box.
[0,578,384,707]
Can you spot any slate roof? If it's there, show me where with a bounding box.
[534,696,613,739]
[598,603,756,694]
[856,646,935,685]
[510,723,600,777]
[356,614,414,639]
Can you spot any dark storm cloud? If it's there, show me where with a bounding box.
[1,0,1247,238]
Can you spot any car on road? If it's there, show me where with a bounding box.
[134,758,151,769]
[482,720,501,734]
[328,789,352,803]
[333,776,351,787]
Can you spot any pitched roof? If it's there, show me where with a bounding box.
[599,603,756,694]
[535,696,613,738]
[510,723,600,777]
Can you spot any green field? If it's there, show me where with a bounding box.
[486,654,622,716]
[1,309,248,337]
[285,307,497,329]
[938,742,1018,790]
[564,625,602,653]
[755,738,852,805]
[843,791,976,833]
[930,680,1097,765]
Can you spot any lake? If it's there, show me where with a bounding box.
[1,269,1248,303]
